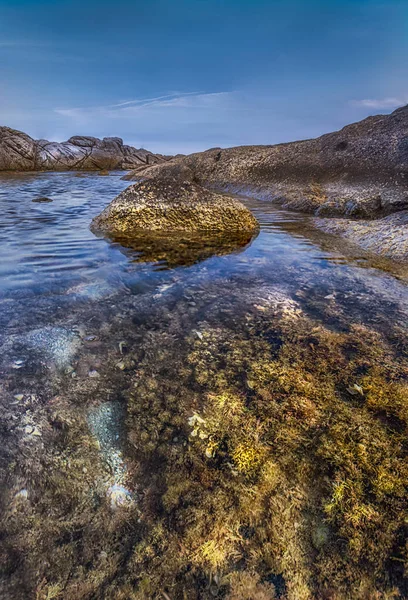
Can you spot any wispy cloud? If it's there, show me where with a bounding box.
[55,91,236,118]
[351,97,408,110]
[0,40,48,48]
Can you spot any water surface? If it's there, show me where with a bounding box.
[0,171,407,599]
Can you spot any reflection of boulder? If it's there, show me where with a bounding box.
[103,229,257,268]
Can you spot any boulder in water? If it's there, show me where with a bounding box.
[91,164,259,237]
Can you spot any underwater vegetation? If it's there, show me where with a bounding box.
[0,279,407,600]
[122,294,408,600]
[0,172,407,599]
[1,278,408,600]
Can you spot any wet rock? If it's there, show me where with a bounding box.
[316,193,383,218]
[313,210,408,263]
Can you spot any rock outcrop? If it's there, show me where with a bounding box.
[122,106,408,262]
[126,104,408,219]
[0,126,169,171]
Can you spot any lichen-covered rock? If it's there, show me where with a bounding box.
[0,126,170,171]
[91,172,259,236]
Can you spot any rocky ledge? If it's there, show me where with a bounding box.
[123,105,408,262]
[314,210,408,263]
[0,126,169,171]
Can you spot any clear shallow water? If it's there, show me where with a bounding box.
[1,172,407,599]
[0,170,407,335]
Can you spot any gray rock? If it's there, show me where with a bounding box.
[0,127,170,172]
[0,126,37,171]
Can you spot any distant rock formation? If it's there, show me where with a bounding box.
[0,127,170,171]
[126,104,408,219]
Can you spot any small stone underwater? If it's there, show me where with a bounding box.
[0,171,407,599]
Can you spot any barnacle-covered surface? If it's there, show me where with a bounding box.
[0,172,407,600]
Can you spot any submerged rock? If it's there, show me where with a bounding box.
[32,196,53,203]
[13,326,82,370]
[105,228,257,268]
[87,401,128,485]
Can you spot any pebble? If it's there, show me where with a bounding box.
[12,360,25,370]
[14,489,28,500]
[25,425,42,437]
[107,485,133,510]
[14,394,24,401]
[88,370,100,378]
[115,361,126,370]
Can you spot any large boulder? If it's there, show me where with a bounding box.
[91,165,259,236]
[0,127,169,171]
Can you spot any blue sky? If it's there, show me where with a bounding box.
[0,0,407,154]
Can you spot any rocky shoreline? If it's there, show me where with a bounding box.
[2,106,408,262]
[119,104,408,262]
[0,127,169,172]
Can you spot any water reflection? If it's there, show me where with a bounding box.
[105,229,258,268]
